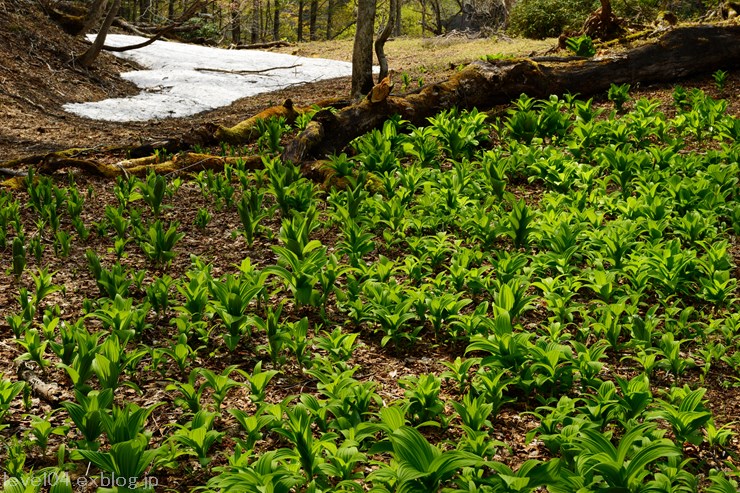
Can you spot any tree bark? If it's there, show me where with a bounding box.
[76,0,121,67]
[251,0,260,42]
[231,0,242,44]
[375,0,397,82]
[273,0,280,40]
[81,0,109,34]
[309,0,318,40]
[326,0,334,39]
[286,25,740,162]
[297,0,304,41]
[394,0,402,36]
[351,0,377,99]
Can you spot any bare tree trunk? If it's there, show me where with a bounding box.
[297,0,304,41]
[81,0,109,34]
[351,0,376,99]
[139,0,152,21]
[168,0,175,19]
[433,0,441,34]
[326,0,333,38]
[420,0,425,36]
[231,0,242,44]
[77,0,121,67]
[273,0,280,40]
[309,0,318,40]
[584,0,623,40]
[251,0,260,42]
[394,0,401,36]
[375,0,396,81]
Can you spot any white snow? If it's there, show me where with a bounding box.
[64,34,354,122]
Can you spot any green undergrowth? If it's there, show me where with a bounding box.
[0,83,739,492]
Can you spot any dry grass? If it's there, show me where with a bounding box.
[273,35,556,81]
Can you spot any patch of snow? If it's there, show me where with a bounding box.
[64,34,354,122]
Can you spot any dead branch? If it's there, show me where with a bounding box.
[233,40,293,49]
[194,64,301,75]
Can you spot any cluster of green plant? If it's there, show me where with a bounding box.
[565,34,596,57]
[0,84,738,492]
[508,0,709,39]
[508,0,595,39]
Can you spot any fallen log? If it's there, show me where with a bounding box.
[0,152,264,188]
[284,24,740,162]
[2,25,737,187]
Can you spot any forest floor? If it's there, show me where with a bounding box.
[1,1,736,160]
[0,0,555,160]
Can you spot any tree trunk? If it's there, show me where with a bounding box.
[375,0,397,82]
[431,0,442,35]
[309,0,318,40]
[297,0,304,41]
[584,0,623,40]
[286,25,740,163]
[81,0,109,34]
[351,0,377,99]
[251,0,260,42]
[139,0,152,21]
[326,0,334,39]
[394,0,402,36]
[273,0,280,40]
[77,0,121,67]
[420,0,425,37]
[231,1,242,44]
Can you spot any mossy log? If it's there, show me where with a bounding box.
[1,153,264,188]
[284,24,740,163]
[214,99,301,145]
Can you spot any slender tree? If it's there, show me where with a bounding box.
[297,0,305,41]
[231,0,242,44]
[309,0,318,40]
[273,0,280,39]
[81,0,109,33]
[251,0,260,42]
[326,0,333,38]
[77,0,121,67]
[351,0,376,98]
[375,0,396,81]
